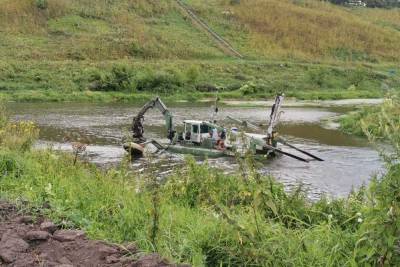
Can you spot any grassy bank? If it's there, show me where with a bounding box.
[1,59,398,102]
[339,95,400,138]
[0,0,400,102]
[1,102,399,265]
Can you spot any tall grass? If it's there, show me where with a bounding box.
[340,94,400,138]
[186,0,400,61]
[1,0,400,61]
[0,101,399,265]
[0,0,225,60]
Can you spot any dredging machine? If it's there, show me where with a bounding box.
[123,95,323,162]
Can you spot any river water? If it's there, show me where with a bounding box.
[7,102,384,199]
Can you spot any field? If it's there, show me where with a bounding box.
[0,0,399,102]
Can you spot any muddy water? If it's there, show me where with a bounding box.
[7,102,384,199]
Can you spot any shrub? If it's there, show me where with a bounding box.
[0,151,24,179]
[35,0,48,10]
[195,83,218,92]
[136,69,184,92]
[185,66,199,83]
[89,65,134,92]
[307,69,327,88]
[239,82,258,95]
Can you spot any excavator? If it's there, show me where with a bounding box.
[123,95,323,162]
[123,97,174,157]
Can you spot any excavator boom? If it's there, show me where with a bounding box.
[131,97,174,143]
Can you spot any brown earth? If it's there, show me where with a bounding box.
[0,201,188,267]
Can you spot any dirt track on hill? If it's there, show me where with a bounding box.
[0,201,186,267]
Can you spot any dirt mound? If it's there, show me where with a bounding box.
[0,201,185,267]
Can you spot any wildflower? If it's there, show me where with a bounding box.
[357,217,363,223]
[328,214,333,220]
[45,183,52,195]
[387,206,394,217]
[356,212,362,217]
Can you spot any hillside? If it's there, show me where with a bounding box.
[1,0,400,61]
[0,0,399,101]
[184,0,400,61]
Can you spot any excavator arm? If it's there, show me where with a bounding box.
[267,93,284,138]
[131,97,174,143]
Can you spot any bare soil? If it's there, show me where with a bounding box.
[0,201,187,267]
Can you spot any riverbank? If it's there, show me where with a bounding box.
[1,59,397,103]
[0,201,177,266]
[339,95,399,138]
[1,102,399,265]
[0,89,386,104]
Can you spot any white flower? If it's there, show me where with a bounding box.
[328,214,333,219]
[356,212,362,217]
[387,206,394,217]
[357,218,363,223]
[45,183,52,195]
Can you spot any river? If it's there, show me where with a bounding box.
[7,101,384,199]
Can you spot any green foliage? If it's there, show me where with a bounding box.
[350,95,400,266]
[136,69,185,93]
[0,58,397,102]
[340,95,400,138]
[1,97,400,266]
[0,151,24,179]
[89,65,134,92]
[35,0,48,10]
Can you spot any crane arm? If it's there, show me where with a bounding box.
[131,97,174,143]
[267,94,284,137]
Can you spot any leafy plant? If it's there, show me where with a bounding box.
[35,0,48,10]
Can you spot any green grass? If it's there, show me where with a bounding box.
[0,103,400,265]
[0,59,398,102]
[0,0,400,102]
[339,94,400,138]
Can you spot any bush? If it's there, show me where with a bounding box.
[307,69,327,88]
[340,96,400,138]
[239,82,258,95]
[89,65,134,92]
[136,69,184,92]
[35,0,48,10]
[185,66,199,83]
[0,151,24,179]
[195,83,218,92]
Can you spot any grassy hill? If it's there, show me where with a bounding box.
[185,0,400,61]
[0,0,399,101]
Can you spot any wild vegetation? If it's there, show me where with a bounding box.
[340,94,400,138]
[0,0,399,101]
[1,60,397,102]
[184,0,400,61]
[1,96,399,265]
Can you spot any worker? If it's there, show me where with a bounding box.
[211,128,219,149]
[217,129,226,150]
[211,128,219,141]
